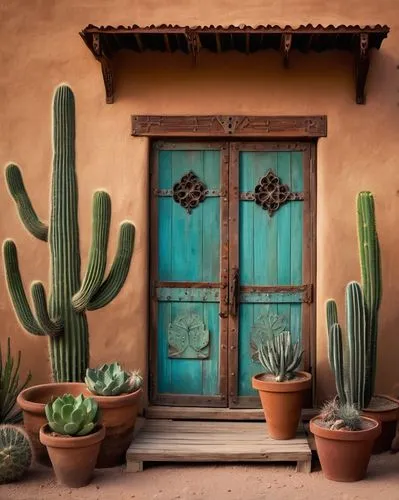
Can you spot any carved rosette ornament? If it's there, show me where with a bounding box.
[168,313,210,359]
[172,171,207,214]
[254,169,301,216]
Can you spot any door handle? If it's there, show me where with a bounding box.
[230,267,240,317]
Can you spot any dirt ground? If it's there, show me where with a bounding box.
[2,454,399,500]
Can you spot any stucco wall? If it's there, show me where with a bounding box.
[1,0,399,405]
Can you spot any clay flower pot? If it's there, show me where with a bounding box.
[252,371,311,439]
[310,416,381,482]
[39,424,105,488]
[362,395,399,453]
[91,388,142,467]
[17,383,88,465]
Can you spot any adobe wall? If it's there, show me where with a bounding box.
[1,0,398,405]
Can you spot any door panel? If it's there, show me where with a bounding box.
[150,142,229,407]
[229,143,313,408]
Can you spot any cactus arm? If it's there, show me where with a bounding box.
[87,222,135,311]
[330,323,346,404]
[71,191,111,312]
[326,299,339,370]
[5,164,48,242]
[2,240,44,336]
[30,282,63,337]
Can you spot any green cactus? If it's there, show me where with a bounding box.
[326,281,367,409]
[0,425,32,484]
[45,393,99,436]
[357,191,381,407]
[2,85,135,382]
[257,331,303,382]
[0,338,31,424]
[85,362,143,396]
[319,400,362,431]
[326,192,381,410]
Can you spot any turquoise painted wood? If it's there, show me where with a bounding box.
[238,150,304,398]
[156,148,221,398]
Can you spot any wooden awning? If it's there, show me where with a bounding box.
[80,24,389,105]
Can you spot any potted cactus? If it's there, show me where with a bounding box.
[310,398,380,482]
[85,362,143,467]
[252,331,311,439]
[4,84,135,464]
[0,425,32,484]
[325,192,399,452]
[39,394,105,488]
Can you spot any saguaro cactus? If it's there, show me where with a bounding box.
[3,85,135,382]
[326,192,381,409]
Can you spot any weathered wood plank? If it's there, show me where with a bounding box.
[126,419,312,472]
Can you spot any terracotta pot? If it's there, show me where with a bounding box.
[40,424,105,488]
[17,383,89,465]
[310,416,381,482]
[91,388,142,468]
[252,371,312,439]
[362,395,399,453]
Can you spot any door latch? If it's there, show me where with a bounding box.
[230,267,240,317]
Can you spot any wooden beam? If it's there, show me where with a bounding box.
[163,33,171,52]
[281,33,292,67]
[355,33,370,104]
[134,33,144,52]
[215,33,222,53]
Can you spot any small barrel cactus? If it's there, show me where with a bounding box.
[0,425,32,484]
[319,400,362,431]
[85,362,143,396]
[45,394,99,436]
[257,331,303,382]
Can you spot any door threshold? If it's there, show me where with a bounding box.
[145,406,318,421]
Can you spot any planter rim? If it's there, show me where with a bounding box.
[17,383,87,415]
[310,416,381,442]
[39,423,105,449]
[86,387,142,408]
[362,394,399,421]
[252,371,312,393]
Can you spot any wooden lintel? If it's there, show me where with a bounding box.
[355,33,370,104]
[281,33,292,67]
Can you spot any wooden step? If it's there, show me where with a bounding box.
[126,419,312,473]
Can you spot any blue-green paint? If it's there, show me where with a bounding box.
[157,148,221,397]
[238,150,304,397]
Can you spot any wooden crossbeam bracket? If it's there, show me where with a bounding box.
[355,33,370,104]
[91,33,115,104]
[185,29,201,66]
[281,33,292,68]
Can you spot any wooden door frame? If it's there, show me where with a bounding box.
[139,114,326,415]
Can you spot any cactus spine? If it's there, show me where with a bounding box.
[0,425,32,484]
[3,85,135,382]
[326,192,381,409]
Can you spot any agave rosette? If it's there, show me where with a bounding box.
[45,394,99,436]
[85,362,143,396]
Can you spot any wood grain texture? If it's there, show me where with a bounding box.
[126,419,312,472]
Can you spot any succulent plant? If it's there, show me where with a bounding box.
[257,331,303,382]
[85,362,143,396]
[0,425,32,484]
[45,394,99,436]
[319,400,362,431]
[3,85,135,382]
[0,337,31,424]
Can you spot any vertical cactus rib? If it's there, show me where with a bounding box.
[2,240,44,335]
[330,323,346,404]
[326,299,338,370]
[71,191,111,312]
[357,191,381,407]
[87,222,135,310]
[30,282,63,336]
[4,164,49,242]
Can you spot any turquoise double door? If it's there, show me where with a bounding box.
[150,141,314,408]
